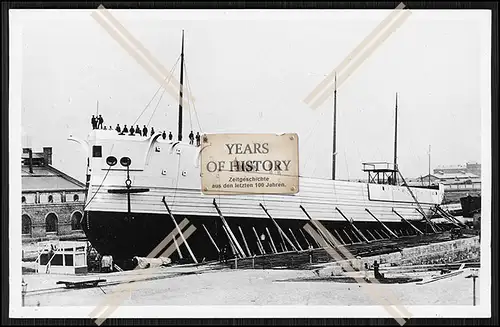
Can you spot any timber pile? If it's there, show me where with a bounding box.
[223,232,467,270]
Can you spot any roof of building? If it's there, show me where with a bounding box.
[434,172,480,180]
[22,164,85,191]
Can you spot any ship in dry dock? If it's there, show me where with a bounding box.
[69,31,448,269]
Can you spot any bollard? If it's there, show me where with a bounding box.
[21,278,27,307]
[252,255,256,269]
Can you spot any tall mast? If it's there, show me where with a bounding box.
[332,72,338,180]
[177,30,185,142]
[428,145,431,187]
[393,92,398,184]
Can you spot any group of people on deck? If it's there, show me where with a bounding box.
[90,117,201,146]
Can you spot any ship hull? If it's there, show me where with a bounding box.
[82,209,433,267]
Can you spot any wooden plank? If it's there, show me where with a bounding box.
[162,197,198,263]
[336,207,370,243]
[393,209,424,235]
[213,199,246,258]
[238,226,252,257]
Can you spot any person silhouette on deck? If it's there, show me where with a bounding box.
[135,125,141,136]
[168,131,173,141]
[150,127,155,136]
[188,131,194,145]
[91,115,97,129]
[98,115,104,129]
[162,131,167,140]
[115,124,121,133]
[103,125,107,130]
[142,125,148,137]
[195,132,201,146]
[122,125,128,134]
[129,126,135,135]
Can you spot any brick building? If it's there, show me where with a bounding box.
[21,147,87,241]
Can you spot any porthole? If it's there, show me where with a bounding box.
[120,157,132,167]
[106,156,117,166]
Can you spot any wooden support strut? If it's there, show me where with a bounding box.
[436,206,466,228]
[266,227,278,253]
[173,235,183,259]
[212,199,247,258]
[415,208,441,232]
[238,226,252,257]
[299,228,312,248]
[335,207,370,243]
[259,203,298,252]
[333,229,346,245]
[161,197,198,264]
[202,224,220,253]
[365,208,399,238]
[392,209,424,235]
[252,227,266,255]
[289,228,304,251]
[299,205,336,248]
[434,207,462,228]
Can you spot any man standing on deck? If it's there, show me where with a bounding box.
[91,115,97,129]
[189,131,194,145]
[162,131,167,139]
[98,115,104,129]
[168,131,173,141]
[122,125,128,134]
[143,125,148,137]
[196,132,201,146]
[115,124,121,133]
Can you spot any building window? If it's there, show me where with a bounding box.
[46,213,58,233]
[71,212,83,230]
[73,194,79,202]
[48,195,54,203]
[22,196,26,203]
[22,214,32,235]
[92,145,102,158]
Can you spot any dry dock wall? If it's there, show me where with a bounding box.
[330,236,480,275]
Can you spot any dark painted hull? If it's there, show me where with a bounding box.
[82,210,433,268]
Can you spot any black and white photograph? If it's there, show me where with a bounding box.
[8,5,492,322]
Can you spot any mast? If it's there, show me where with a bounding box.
[177,30,185,142]
[332,72,337,180]
[393,92,398,185]
[428,145,431,187]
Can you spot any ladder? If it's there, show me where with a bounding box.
[397,169,438,233]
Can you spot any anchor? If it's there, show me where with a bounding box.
[106,156,150,218]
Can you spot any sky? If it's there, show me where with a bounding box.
[11,9,490,183]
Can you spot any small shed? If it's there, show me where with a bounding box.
[37,241,88,275]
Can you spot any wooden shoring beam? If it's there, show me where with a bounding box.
[289,228,304,251]
[238,226,252,257]
[259,203,298,252]
[342,228,354,244]
[266,227,278,253]
[415,207,439,233]
[252,227,265,255]
[366,229,377,241]
[212,199,247,258]
[162,197,198,264]
[365,208,399,238]
[373,229,385,240]
[299,205,336,248]
[392,209,424,235]
[299,228,313,248]
[335,207,370,243]
[172,235,183,259]
[202,224,220,254]
[333,229,346,245]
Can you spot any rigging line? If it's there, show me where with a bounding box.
[146,83,167,128]
[183,60,193,133]
[133,55,181,127]
[183,59,203,133]
[83,166,112,211]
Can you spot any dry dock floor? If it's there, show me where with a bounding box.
[22,264,480,307]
